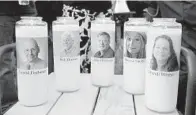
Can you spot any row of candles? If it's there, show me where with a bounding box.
[15,15,182,113]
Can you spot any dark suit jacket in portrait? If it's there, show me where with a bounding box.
[94,46,114,58]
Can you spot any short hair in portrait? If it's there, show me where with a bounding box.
[150,35,179,72]
[124,31,146,59]
[20,38,47,70]
[94,32,114,58]
[60,32,79,57]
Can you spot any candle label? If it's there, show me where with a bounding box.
[91,30,115,59]
[16,37,48,71]
[53,30,80,59]
[124,57,145,63]
[60,31,80,58]
[91,22,115,64]
[146,27,181,73]
[91,58,114,62]
[53,21,80,61]
[60,57,78,62]
[148,69,176,77]
[18,69,47,75]
[124,31,146,59]
[124,18,148,60]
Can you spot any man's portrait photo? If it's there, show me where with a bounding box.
[94,32,114,58]
[19,38,47,70]
[60,32,79,57]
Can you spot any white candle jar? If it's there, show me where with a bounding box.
[123,18,149,94]
[16,16,48,106]
[91,17,115,87]
[52,17,80,92]
[145,18,182,112]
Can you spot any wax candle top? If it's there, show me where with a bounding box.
[92,17,115,24]
[16,16,46,26]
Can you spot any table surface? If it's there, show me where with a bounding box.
[4,73,179,115]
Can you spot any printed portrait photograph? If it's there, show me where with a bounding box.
[92,31,115,58]
[16,38,48,70]
[60,31,80,57]
[124,31,146,59]
[150,35,179,72]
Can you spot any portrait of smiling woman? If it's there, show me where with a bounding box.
[125,31,146,59]
[150,35,179,72]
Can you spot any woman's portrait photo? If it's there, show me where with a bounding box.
[150,35,179,72]
[60,32,79,57]
[124,31,146,59]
